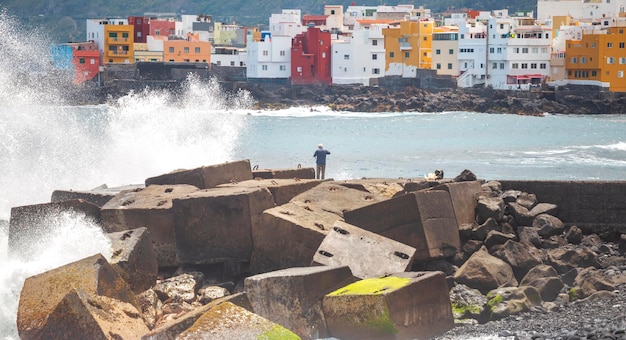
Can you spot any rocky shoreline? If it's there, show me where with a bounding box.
[7,161,626,339]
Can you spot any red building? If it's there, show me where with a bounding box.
[291,26,332,85]
[150,19,176,38]
[128,16,150,43]
[71,41,101,84]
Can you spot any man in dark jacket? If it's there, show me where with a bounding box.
[313,144,331,179]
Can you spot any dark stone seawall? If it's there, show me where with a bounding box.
[500,180,626,233]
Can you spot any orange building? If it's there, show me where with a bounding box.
[103,24,134,63]
[383,18,434,77]
[163,38,211,63]
[565,26,626,92]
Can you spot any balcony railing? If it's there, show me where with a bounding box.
[400,42,412,51]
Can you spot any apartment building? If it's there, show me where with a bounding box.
[86,18,134,64]
[332,21,387,85]
[431,26,459,76]
[291,27,332,85]
[383,17,435,77]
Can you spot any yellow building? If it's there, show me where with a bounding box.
[565,25,626,92]
[383,18,434,77]
[431,26,459,76]
[104,24,134,63]
[163,39,211,63]
[134,43,164,62]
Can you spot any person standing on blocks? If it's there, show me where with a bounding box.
[313,144,331,179]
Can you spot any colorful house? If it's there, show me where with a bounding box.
[128,16,150,43]
[163,38,211,63]
[50,41,101,84]
[383,17,434,77]
[291,26,332,85]
[86,18,134,64]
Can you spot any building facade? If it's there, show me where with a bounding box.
[291,27,332,85]
[332,22,387,85]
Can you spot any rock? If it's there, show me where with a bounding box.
[106,227,158,294]
[581,234,603,248]
[197,285,230,305]
[449,284,488,322]
[533,214,565,238]
[249,202,336,275]
[218,178,323,206]
[547,247,601,274]
[565,225,583,244]
[337,178,406,198]
[136,289,162,330]
[472,217,499,241]
[153,272,204,303]
[517,226,542,248]
[101,184,200,267]
[36,288,148,340]
[323,272,454,340]
[493,240,543,282]
[476,196,505,224]
[507,202,534,226]
[515,192,538,210]
[519,264,564,302]
[486,286,541,321]
[291,181,386,218]
[481,181,502,195]
[529,202,559,217]
[620,234,626,254]
[252,166,315,180]
[344,190,460,261]
[145,159,253,189]
[312,221,417,279]
[453,169,477,182]
[244,265,354,339]
[484,230,517,250]
[454,246,518,294]
[176,302,300,340]
[573,267,616,299]
[172,186,275,265]
[500,190,521,203]
[17,254,139,340]
[431,181,482,226]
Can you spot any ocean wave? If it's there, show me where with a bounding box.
[238,106,464,118]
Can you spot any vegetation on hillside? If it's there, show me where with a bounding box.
[1,0,536,43]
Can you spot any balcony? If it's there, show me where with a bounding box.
[400,42,412,51]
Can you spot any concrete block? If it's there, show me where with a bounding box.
[344,190,460,261]
[219,178,323,205]
[245,266,355,339]
[101,184,200,267]
[177,302,300,340]
[323,271,454,340]
[431,180,482,225]
[312,221,416,279]
[250,202,339,274]
[37,288,148,340]
[253,166,315,179]
[17,254,138,340]
[172,186,275,264]
[290,182,386,218]
[145,159,252,189]
[106,227,158,294]
[337,178,406,198]
[51,184,144,207]
[8,199,102,260]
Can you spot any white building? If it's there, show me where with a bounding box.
[176,14,213,42]
[246,10,306,80]
[212,47,247,67]
[86,18,129,62]
[432,27,459,76]
[538,0,626,21]
[332,22,387,85]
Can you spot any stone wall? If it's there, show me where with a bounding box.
[499,180,626,233]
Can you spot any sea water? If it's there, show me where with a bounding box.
[1,10,626,339]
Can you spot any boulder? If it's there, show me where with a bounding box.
[290,181,386,218]
[172,186,275,264]
[515,192,538,210]
[197,285,230,305]
[485,286,539,321]
[145,159,253,189]
[252,166,315,180]
[431,180,482,226]
[141,293,252,340]
[493,240,542,281]
[484,230,516,249]
[323,271,454,340]
[51,184,143,207]
[546,247,601,274]
[177,302,300,339]
[153,272,204,303]
[343,190,460,261]
[106,227,158,294]
[529,202,559,217]
[449,284,488,322]
[17,254,138,340]
[454,246,518,294]
[476,196,505,224]
[218,178,322,205]
[517,226,542,248]
[136,289,162,330]
[506,202,534,226]
[453,169,477,182]
[565,225,583,244]
[36,288,148,340]
[312,221,416,279]
[249,202,338,275]
[8,199,102,260]
[337,178,406,198]
[472,218,499,241]
[101,184,200,267]
[519,264,564,302]
[572,267,616,299]
[533,214,565,238]
[244,266,354,339]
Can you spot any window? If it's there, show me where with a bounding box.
[320,40,324,45]
[436,49,441,55]
[592,70,597,76]
[216,61,221,65]
[620,57,626,64]
[521,63,528,69]
[531,63,537,69]
[514,48,520,53]
[489,47,494,53]
[263,50,268,56]
[449,49,454,54]
[262,65,268,70]
[280,50,286,56]
[436,63,441,70]
[155,30,160,36]
[571,57,577,64]
[532,48,538,53]
[522,48,529,53]
[448,63,453,69]
[372,68,380,74]
[297,66,302,72]
[497,47,502,53]
[372,54,377,60]
[500,63,504,69]
[620,42,625,48]
[184,47,189,53]
[540,63,547,69]
[512,63,518,69]
[405,52,410,58]
[608,57,615,64]
[169,47,174,53]
[592,42,596,48]
[372,40,378,46]
[389,52,394,58]
[618,71,624,78]
[322,52,326,58]
[230,61,235,66]
[279,65,286,71]
[608,42,613,48]
[344,54,350,60]
[423,37,427,41]
[195,47,201,53]
[492,62,497,69]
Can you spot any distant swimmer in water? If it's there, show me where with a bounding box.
[313,144,331,179]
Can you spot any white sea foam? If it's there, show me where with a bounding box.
[240,105,459,118]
